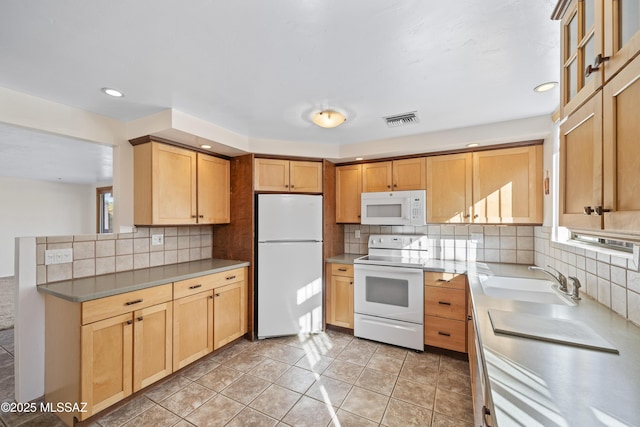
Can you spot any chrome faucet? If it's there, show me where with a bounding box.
[528,265,569,293]
[568,276,582,301]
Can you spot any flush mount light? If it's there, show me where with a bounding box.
[312,110,347,128]
[467,143,480,148]
[101,87,124,97]
[533,82,558,93]
[200,144,212,149]
[355,157,364,161]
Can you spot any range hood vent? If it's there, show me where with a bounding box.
[383,111,419,128]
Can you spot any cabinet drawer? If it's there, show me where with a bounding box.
[424,272,466,290]
[82,284,172,325]
[174,268,245,299]
[331,264,354,277]
[424,286,466,321]
[424,315,466,353]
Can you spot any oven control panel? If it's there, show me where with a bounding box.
[368,234,428,250]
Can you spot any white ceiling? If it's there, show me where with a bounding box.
[0,0,560,182]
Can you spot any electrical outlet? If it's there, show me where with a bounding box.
[45,248,73,265]
[355,229,361,239]
[151,234,164,245]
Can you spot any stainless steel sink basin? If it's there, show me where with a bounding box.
[479,275,576,306]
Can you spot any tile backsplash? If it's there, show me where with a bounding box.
[343,224,535,264]
[534,226,640,326]
[36,226,213,284]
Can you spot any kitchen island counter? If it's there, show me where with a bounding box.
[37,258,250,302]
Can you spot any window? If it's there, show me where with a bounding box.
[97,186,113,234]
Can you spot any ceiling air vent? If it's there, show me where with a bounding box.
[383,111,419,128]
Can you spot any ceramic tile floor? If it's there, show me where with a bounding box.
[0,328,474,427]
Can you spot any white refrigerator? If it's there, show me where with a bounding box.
[257,194,323,338]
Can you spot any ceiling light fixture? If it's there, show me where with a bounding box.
[533,82,558,93]
[200,144,212,149]
[355,157,363,161]
[312,110,347,128]
[467,143,480,148]
[101,87,124,98]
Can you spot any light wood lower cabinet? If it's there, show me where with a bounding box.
[214,281,247,350]
[423,272,467,353]
[173,290,214,371]
[326,263,354,329]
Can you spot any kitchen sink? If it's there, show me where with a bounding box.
[479,275,576,306]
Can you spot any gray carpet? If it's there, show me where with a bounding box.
[0,277,14,330]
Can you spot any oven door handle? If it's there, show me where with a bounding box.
[358,316,421,332]
[354,264,424,276]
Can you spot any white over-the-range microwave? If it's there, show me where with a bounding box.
[360,190,426,226]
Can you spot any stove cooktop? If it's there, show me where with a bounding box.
[354,254,427,268]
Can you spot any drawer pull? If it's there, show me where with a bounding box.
[338,268,347,272]
[438,301,451,306]
[189,284,203,289]
[226,275,236,280]
[215,293,221,297]
[350,281,353,285]
[125,299,143,306]
[436,278,450,283]
[438,331,451,337]
[137,316,143,321]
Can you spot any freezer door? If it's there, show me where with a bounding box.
[257,241,323,338]
[258,194,323,241]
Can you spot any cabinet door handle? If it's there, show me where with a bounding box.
[387,185,391,189]
[137,316,143,322]
[285,184,289,188]
[226,275,236,280]
[438,331,451,337]
[436,278,450,283]
[215,293,221,297]
[125,299,143,306]
[198,214,204,218]
[209,295,214,299]
[473,214,479,219]
[483,406,493,427]
[191,215,197,218]
[126,320,133,325]
[393,183,397,187]
[584,206,593,215]
[189,284,202,290]
[338,268,347,272]
[463,214,471,218]
[467,315,473,321]
[585,53,610,77]
[349,281,353,285]
[594,206,610,216]
[438,301,451,306]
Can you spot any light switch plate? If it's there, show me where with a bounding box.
[151,234,164,245]
[355,230,361,239]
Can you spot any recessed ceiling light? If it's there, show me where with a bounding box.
[200,144,212,149]
[355,157,363,161]
[467,143,480,148]
[533,82,558,93]
[312,110,347,128]
[101,87,124,97]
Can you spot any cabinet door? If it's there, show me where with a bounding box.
[426,154,472,223]
[472,146,543,224]
[603,54,640,232]
[559,91,604,230]
[213,281,247,350]
[328,275,354,329]
[604,0,640,80]
[255,159,290,191]
[290,161,323,193]
[81,313,133,417]
[560,0,604,117]
[173,291,213,371]
[133,302,173,392]
[392,158,426,190]
[336,164,362,223]
[152,143,198,224]
[197,154,230,224]
[362,162,393,192]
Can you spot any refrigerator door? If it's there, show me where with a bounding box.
[258,194,323,242]
[258,241,323,338]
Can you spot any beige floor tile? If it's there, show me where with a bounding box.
[250,384,301,419]
[96,395,156,427]
[295,353,334,374]
[346,338,380,353]
[224,351,266,372]
[406,350,440,366]
[329,409,379,427]
[249,357,291,381]
[144,375,193,403]
[437,369,472,396]
[434,388,474,424]
[323,359,364,384]
[195,365,244,392]
[336,345,375,366]
[381,398,433,427]
[226,407,278,427]
[367,353,404,375]
[185,394,244,427]
[375,344,409,361]
[431,411,474,427]
[355,367,398,396]
[260,343,307,364]
[282,395,336,427]
[159,382,216,417]
[392,377,436,409]
[275,365,318,393]
[10,412,67,427]
[172,420,197,427]
[121,404,181,427]
[305,375,353,407]
[180,357,221,381]
[439,355,470,376]
[399,361,439,385]
[341,386,389,423]
[221,374,271,404]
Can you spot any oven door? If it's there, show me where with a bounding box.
[354,263,424,324]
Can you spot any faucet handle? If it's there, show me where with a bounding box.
[546,265,567,282]
[568,276,582,301]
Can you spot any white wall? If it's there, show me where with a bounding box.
[0,177,95,277]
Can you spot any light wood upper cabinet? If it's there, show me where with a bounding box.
[603,53,640,233]
[254,159,323,193]
[559,91,604,230]
[336,164,362,223]
[134,141,230,225]
[472,146,543,224]
[213,280,247,350]
[362,158,425,192]
[603,0,640,80]
[426,154,473,223]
